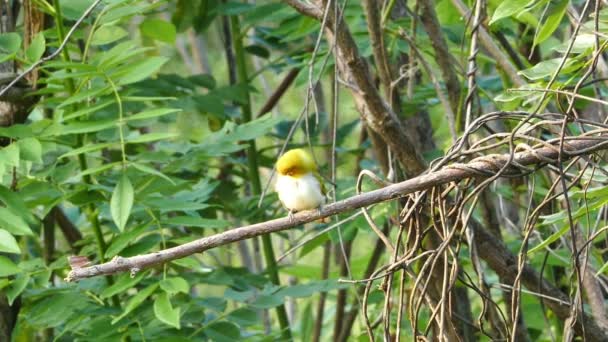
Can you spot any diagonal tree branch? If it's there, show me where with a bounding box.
[66,135,608,282]
[288,0,427,176]
[419,1,462,117]
[283,0,323,19]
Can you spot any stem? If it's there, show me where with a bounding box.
[51,0,75,95]
[52,0,118,307]
[230,13,292,341]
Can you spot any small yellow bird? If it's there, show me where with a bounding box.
[275,148,326,219]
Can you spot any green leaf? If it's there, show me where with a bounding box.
[57,86,111,109]
[242,3,285,25]
[24,291,86,328]
[226,308,257,327]
[159,277,190,295]
[528,224,569,254]
[251,294,283,309]
[0,32,21,53]
[188,74,216,89]
[17,138,42,163]
[519,58,577,80]
[105,222,151,258]
[0,124,33,139]
[0,143,19,167]
[153,292,181,329]
[111,173,134,231]
[59,119,116,135]
[0,207,33,236]
[0,229,20,254]
[74,161,120,180]
[100,1,153,23]
[112,283,158,324]
[130,163,175,185]
[205,321,240,342]
[200,297,227,312]
[275,279,349,298]
[245,44,270,59]
[596,260,608,276]
[101,271,146,299]
[62,0,96,20]
[59,142,114,159]
[26,33,45,63]
[116,56,169,85]
[0,185,36,224]
[533,0,569,46]
[91,25,128,46]
[163,216,230,229]
[63,99,114,121]
[140,18,177,43]
[199,116,282,156]
[126,108,181,122]
[0,32,21,62]
[490,0,532,25]
[0,256,20,277]
[6,274,29,305]
[126,132,179,144]
[218,1,255,15]
[143,198,210,212]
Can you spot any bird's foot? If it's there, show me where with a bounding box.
[288,210,296,223]
[316,205,330,223]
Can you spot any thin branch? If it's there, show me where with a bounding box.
[66,135,608,281]
[256,68,300,117]
[52,207,83,250]
[449,0,526,87]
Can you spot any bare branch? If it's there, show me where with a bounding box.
[282,0,323,19]
[257,68,300,117]
[66,135,608,281]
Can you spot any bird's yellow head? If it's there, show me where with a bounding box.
[276,149,317,178]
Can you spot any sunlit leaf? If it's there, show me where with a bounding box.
[112,283,158,324]
[6,274,29,304]
[0,207,32,236]
[0,229,20,254]
[153,292,181,329]
[140,18,177,43]
[533,0,569,46]
[26,33,45,62]
[160,277,190,295]
[116,56,169,85]
[91,25,129,45]
[111,173,134,231]
[0,256,20,277]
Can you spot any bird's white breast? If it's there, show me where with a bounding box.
[275,173,325,212]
